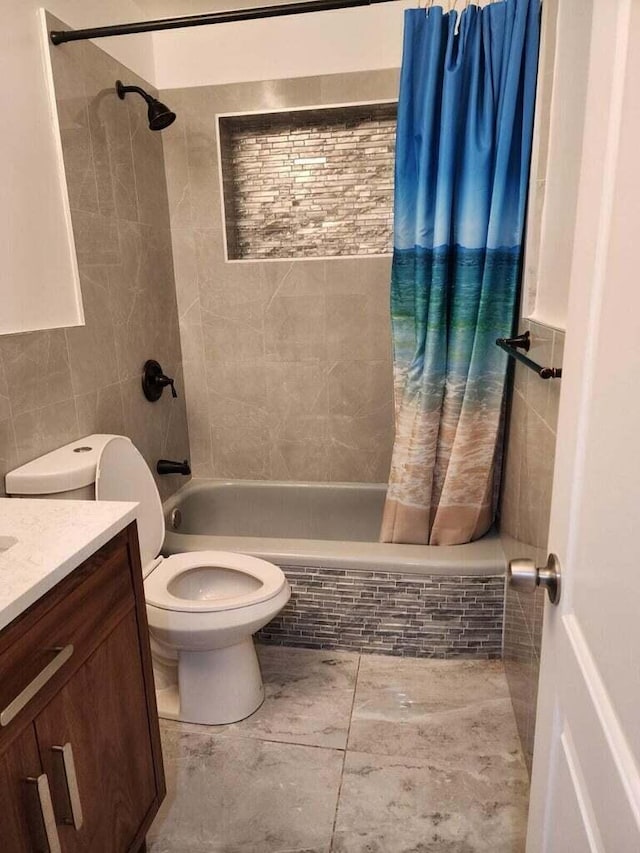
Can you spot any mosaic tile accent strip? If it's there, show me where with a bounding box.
[219,103,396,259]
[257,565,505,658]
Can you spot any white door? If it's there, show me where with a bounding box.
[526,0,640,849]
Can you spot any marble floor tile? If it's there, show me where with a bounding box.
[149,648,530,853]
[332,750,528,853]
[167,645,359,750]
[348,657,524,774]
[148,725,343,853]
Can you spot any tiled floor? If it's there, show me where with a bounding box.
[148,646,529,853]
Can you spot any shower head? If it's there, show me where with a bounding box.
[147,99,176,131]
[115,80,176,131]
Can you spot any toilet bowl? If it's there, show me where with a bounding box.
[144,549,290,723]
[5,434,291,725]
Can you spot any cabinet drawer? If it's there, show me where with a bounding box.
[0,528,135,741]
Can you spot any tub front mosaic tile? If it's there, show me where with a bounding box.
[258,565,505,658]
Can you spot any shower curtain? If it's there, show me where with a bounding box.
[381,0,540,546]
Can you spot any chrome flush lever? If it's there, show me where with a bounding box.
[508,553,562,604]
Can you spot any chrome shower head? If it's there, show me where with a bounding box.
[115,80,176,131]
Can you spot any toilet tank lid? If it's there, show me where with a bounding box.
[5,435,119,495]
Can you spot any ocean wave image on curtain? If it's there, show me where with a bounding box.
[380,0,540,545]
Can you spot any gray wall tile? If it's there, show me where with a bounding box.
[12,400,80,467]
[0,331,73,417]
[163,70,398,482]
[499,319,565,773]
[0,420,18,498]
[65,268,118,396]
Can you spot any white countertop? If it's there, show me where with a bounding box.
[0,498,138,632]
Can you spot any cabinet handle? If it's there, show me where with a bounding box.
[51,743,84,830]
[25,774,62,853]
[0,645,73,727]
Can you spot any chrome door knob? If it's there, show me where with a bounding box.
[508,553,562,605]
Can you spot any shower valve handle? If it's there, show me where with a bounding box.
[157,374,177,397]
[142,360,178,401]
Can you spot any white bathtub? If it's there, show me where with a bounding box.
[162,480,505,576]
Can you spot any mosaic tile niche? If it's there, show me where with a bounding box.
[219,103,396,259]
[258,566,504,658]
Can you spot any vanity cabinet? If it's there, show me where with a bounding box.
[0,727,43,853]
[0,524,165,853]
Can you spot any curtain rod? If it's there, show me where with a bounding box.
[49,0,399,45]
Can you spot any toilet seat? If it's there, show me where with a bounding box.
[96,436,165,575]
[145,551,287,613]
[95,436,288,621]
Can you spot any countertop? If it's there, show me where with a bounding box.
[0,498,138,632]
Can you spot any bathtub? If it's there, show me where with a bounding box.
[162,480,506,658]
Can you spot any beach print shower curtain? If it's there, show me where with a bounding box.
[381,0,540,545]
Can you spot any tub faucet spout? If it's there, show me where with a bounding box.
[157,459,191,476]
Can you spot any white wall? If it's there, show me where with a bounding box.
[151,3,413,89]
[527,0,591,330]
[522,0,591,331]
[0,1,153,334]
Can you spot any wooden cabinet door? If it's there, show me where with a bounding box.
[35,610,157,853]
[0,726,50,853]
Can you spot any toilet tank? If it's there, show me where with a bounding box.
[5,435,117,500]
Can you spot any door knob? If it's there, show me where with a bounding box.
[508,553,562,604]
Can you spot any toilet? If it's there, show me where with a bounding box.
[5,434,291,725]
